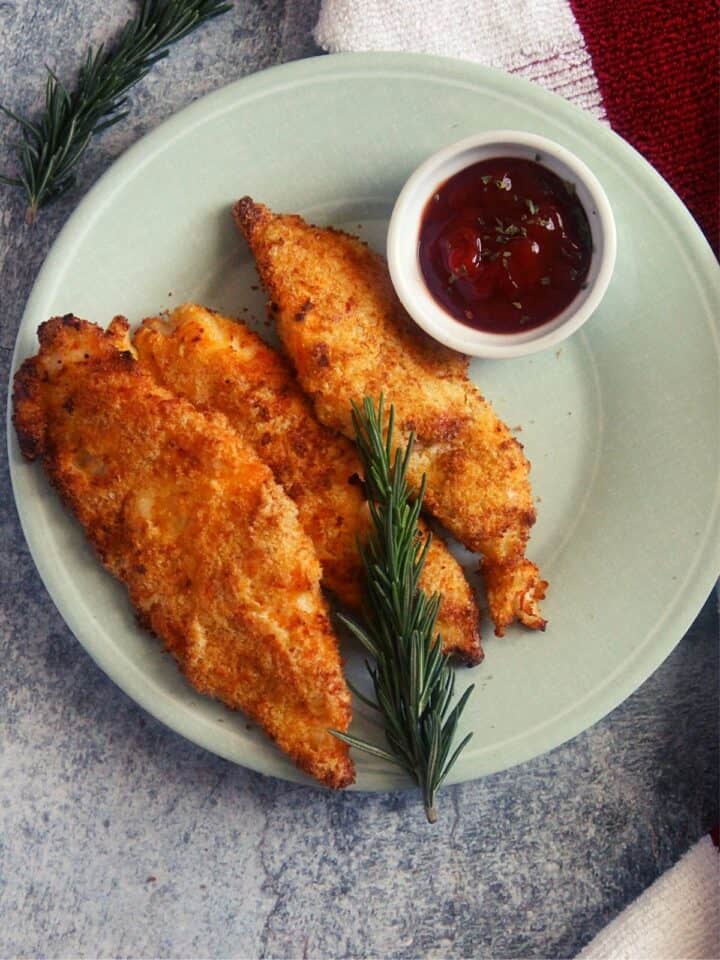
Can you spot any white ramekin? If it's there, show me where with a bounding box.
[387,131,616,359]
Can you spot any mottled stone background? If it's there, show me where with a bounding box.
[0,3,717,958]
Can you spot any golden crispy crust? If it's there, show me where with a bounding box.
[233,199,547,636]
[134,304,482,665]
[482,559,548,638]
[13,315,354,788]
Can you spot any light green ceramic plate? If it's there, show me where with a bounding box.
[8,54,720,791]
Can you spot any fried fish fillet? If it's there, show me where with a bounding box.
[13,315,353,788]
[134,303,483,665]
[233,199,548,636]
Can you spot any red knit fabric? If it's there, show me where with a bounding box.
[570,0,719,253]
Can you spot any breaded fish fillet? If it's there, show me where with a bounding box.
[13,315,353,788]
[134,303,482,665]
[233,199,547,636]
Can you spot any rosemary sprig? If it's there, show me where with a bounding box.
[0,0,232,224]
[332,397,474,823]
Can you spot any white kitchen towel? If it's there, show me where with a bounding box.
[313,0,606,120]
[578,835,720,959]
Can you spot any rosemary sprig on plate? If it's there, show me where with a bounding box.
[0,0,232,224]
[333,397,474,823]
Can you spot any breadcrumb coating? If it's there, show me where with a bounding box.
[13,314,354,787]
[135,304,483,664]
[233,199,547,636]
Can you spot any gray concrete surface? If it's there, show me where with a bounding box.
[1,3,717,958]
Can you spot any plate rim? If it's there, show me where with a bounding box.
[7,51,720,791]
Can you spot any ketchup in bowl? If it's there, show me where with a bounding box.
[418,157,592,335]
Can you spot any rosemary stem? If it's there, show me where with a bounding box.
[334,396,474,821]
[0,1,232,220]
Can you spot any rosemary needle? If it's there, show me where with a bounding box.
[332,397,474,823]
[0,0,232,224]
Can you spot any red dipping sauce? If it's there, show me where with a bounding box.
[418,157,592,334]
